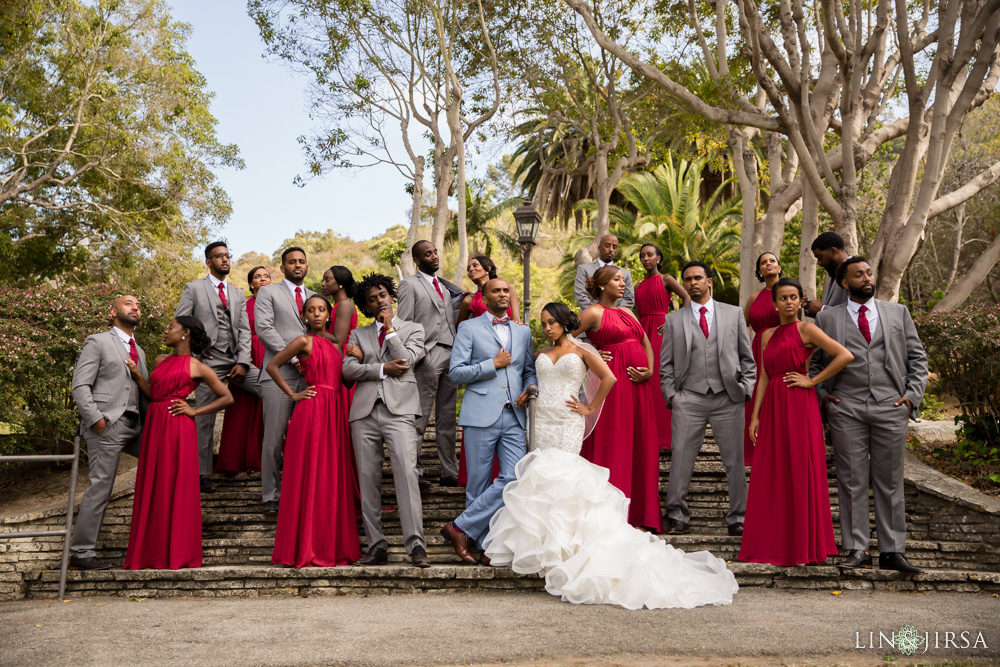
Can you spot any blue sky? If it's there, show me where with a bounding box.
[167,0,414,259]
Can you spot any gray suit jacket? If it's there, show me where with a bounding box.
[71,329,149,434]
[822,274,848,308]
[175,275,252,367]
[253,282,316,382]
[342,318,426,421]
[574,260,635,310]
[396,274,456,350]
[810,300,929,411]
[659,300,755,404]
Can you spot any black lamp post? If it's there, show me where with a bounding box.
[513,200,541,322]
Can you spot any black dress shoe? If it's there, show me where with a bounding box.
[838,549,873,569]
[666,519,690,535]
[200,477,217,494]
[69,555,113,571]
[879,552,924,574]
[727,522,744,536]
[418,476,431,492]
[439,476,458,488]
[354,547,388,566]
[410,546,431,568]
[263,500,279,516]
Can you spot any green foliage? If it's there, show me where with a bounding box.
[0,284,171,463]
[915,306,1000,454]
[444,181,522,259]
[0,0,241,285]
[919,393,947,421]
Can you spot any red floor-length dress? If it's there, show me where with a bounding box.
[737,323,838,566]
[743,289,781,466]
[581,308,662,532]
[124,355,202,570]
[328,299,362,516]
[271,335,361,567]
[456,290,507,487]
[635,276,673,450]
[214,297,264,474]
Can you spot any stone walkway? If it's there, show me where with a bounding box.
[1,589,998,665]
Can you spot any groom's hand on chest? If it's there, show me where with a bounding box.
[493,348,512,369]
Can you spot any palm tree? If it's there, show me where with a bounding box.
[445,180,521,261]
[603,156,742,285]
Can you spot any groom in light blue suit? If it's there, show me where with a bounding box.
[440,279,537,564]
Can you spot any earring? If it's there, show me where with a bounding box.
[600,286,605,291]
[181,335,186,340]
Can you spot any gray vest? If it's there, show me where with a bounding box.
[211,287,233,355]
[686,314,725,395]
[834,314,897,402]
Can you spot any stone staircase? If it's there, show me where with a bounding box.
[3,426,999,600]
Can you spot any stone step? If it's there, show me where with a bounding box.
[22,562,1000,600]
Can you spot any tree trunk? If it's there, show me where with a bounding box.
[585,150,612,261]
[729,129,758,305]
[431,143,454,267]
[453,129,469,284]
[944,204,964,290]
[400,156,425,277]
[932,233,1000,311]
[799,184,820,297]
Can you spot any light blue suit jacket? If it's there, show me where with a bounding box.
[449,312,538,429]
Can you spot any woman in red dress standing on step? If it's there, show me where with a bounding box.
[574,266,662,533]
[124,316,233,570]
[268,295,361,567]
[739,278,851,566]
[215,266,270,475]
[742,252,783,466]
[455,255,513,487]
[634,243,690,451]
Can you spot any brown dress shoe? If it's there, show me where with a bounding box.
[440,522,478,565]
[480,552,492,566]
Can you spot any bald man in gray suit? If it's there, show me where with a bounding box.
[811,257,928,574]
[574,234,635,310]
[69,295,149,570]
[253,247,315,511]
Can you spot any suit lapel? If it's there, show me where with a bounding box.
[417,275,445,313]
[480,313,502,346]
[713,300,726,347]
[201,276,218,322]
[108,330,129,365]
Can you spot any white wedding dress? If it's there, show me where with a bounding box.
[482,352,739,610]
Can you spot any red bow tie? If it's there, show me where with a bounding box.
[492,317,510,326]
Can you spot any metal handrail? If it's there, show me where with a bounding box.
[0,436,81,601]
[525,385,538,451]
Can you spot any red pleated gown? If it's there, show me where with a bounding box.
[737,323,837,566]
[124,354,202,570]
[581,307,662,532]
[635,276,673,450]
[214,297,264,474]
[743,289,781,466]
[271,335,361,567]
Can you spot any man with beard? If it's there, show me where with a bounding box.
[396,240,458,488]
[574,234,635,310]
[69,295,149,569]
[810,257,928,573]
[805,232,850,316]
[175,241,257,493]
[254,247,316,512]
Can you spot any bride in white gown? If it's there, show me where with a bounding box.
[483,303,738,610]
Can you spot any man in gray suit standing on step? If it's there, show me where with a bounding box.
[175,241,258,494]
[810,256,928,574]
[253,247,315,513]
[396,240,458,488]
[660,260,755,537]
[574,234,635,310]
[343,273,430,568]
[69,295,149,570]
[805,231,850,316]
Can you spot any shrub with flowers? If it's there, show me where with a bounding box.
[0,284,170,462]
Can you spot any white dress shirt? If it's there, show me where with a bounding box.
[209,274,229,306]
[690,299,716,334]
[491,315,512,349]
[112,326,135,351]
[375,318,399,379]
[846,296,878,337]
[282,278,305,299]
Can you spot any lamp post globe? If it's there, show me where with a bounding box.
[513,201,541,322]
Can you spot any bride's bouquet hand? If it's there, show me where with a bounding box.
[566,395,593,416]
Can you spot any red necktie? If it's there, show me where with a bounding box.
[128,338,139,365]
[218,282,228,309]
[699,306,709,338]
[378,326,386,348]
[295,286,303,313]
[858,305,872,344]
[432,277,444,300]
[492,316,510,326]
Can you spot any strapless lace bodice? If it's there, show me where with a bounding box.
[534,353,588,454]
